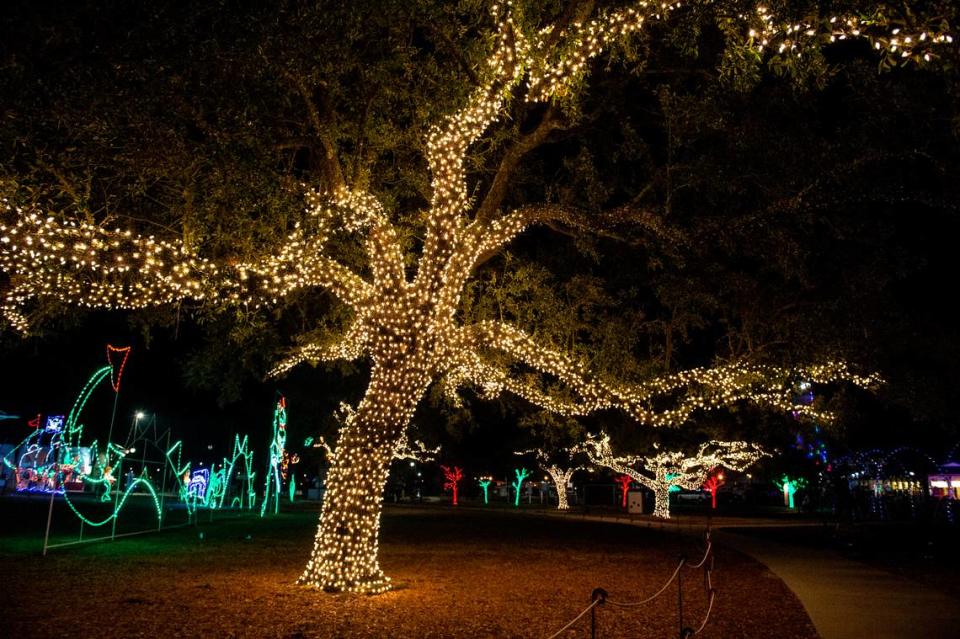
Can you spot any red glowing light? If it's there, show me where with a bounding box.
[615,474,632,508]
[106,344,131,392]
[703,471,725,510]
[441,465,463,506]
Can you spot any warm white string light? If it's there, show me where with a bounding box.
[515,447,583,510]
[0,1,911,592]
[579,432,768,519]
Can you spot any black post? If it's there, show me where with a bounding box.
[591,588,607,639]
[677,554,685,639]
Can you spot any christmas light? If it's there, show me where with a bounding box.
[515,447,583,510]
[702,471,724,509]
[580,433,767,519]
[779,475,806,509]
[260,395,288,517]
[615,474,633,509]
[0,0,906,592]
[440,465,463,505]
[512,468,530,507]
[478,477,493,505]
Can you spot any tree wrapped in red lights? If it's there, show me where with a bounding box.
[615,474,633,509]
[440,465,463,506]
[2,1,916,593]
[702,471,725,510]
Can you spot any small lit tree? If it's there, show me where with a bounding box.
[615,474,633,509]
[440,465,463,506]
[582,433,767,519]
[478,477,493,505]
[511,468,530,507]
[779,475,807,509]
[702,471,725,510]
[515,446,584,510]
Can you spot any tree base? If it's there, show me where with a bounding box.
[298,572,393,595]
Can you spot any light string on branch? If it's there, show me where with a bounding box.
[1,0,918,594]
[578,432,767,519]
[515,447,583,510]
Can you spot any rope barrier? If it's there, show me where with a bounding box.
[690,589,717,636]
[605,558,685,608]
[544,529,718,639]
[543,599,600,639]
[686,540,712,569]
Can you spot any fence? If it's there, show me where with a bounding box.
[544,530,716,639]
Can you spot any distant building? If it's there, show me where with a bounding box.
[928,462,960,500]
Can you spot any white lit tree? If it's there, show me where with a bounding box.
[4,1,941,592]
[515,447,584,510]
[581,432,767,518]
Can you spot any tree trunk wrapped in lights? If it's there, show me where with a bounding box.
[580,432,768,519]
[441,465,463,506]
[2,1,920,592]
[515,446,583,510]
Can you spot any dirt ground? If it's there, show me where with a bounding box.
[0,502,817,638]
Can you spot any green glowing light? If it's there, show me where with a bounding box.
[478,478,492,505]
[778,475,807,509]
[512,468,530,507]
[260,396,288,517]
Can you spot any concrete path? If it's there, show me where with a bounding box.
[714,529,960,639]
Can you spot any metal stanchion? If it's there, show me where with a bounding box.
[590,588,607,639]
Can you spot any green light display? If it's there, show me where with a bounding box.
[512,468,530,507]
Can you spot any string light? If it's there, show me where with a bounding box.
[511,467,531,507]
[516,447,582,510]
[0,0,912,592]
[478,477,493,505]
[615,474,633,509]
[702,471,724,510]
[779,475,806,509]
[440,465,463,505]
[260,395,288,517]
[580,432,767,519]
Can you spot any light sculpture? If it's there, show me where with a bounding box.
[515,447,583,510]
[260,395,288,517]
[581,433,767,519]
[478,477,493,505]
[615,474,633,509]
[512,468,530,507]
[780,475,806,509]
[440,465,463,505]
[702,471,724,509]
[1,1,911,592]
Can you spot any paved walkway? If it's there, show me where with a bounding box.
[510,508,960,638]
[714,529,960,639]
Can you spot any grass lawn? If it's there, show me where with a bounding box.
[0,499,816,638]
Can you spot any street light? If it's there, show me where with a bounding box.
[135,411,145,420]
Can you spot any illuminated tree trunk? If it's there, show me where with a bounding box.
[544,467,575,510]
[652,484,672,519]
[299,365,427,593]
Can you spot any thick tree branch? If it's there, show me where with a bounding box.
[473,105,564,225]
[282,70,346,192]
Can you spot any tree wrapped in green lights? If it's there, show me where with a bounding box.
[4,0,932,592]
[511,468,531,507]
